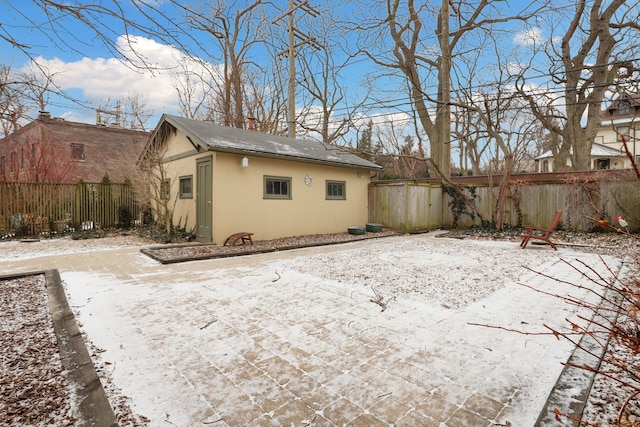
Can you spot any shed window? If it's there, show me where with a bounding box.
[264,176,291,199]
[326,180,346,200]
[179,176,193,199]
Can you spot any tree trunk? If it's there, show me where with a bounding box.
[435,0,451,179]
[493,154,513,231]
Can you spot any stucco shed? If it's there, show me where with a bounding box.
[141,114,381,243]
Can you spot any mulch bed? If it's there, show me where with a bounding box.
[0,275,77,426]
[141,230,399,264]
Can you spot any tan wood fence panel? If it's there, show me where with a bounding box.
[370,177,640,232]
[369,182,443,232]
[0,182,140,236]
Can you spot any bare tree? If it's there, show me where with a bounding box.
[453,82,547,229]
[1,1,196,68]
[180,0,266,129]
[515,0,640,171]
[0,132,79,183]
[454,87,546,175]
[241,63,288,135]
[0,1,356,141]
[135,130,176,234]
[293,13,369,144]
[373,117,428,179]
[0,65,29,137]
[171,58,218,121]
[18,61,64,113]
[351,0,546,179]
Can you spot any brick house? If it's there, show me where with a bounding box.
[0,112,150,183]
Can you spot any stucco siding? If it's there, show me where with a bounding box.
[163,129,198,158]
[164,155,196,231]
[210,152,370,242]
[160,131,204,232]
[156,127,375,242]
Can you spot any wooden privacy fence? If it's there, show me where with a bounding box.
[369,173,640,232]
[0,182,140,236]
[368,181,443,233]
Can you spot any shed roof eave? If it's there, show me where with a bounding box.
[205,146,382,170]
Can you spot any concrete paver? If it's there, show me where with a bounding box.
[0,236,616,426]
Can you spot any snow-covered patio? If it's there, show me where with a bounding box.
[0,232,624,426]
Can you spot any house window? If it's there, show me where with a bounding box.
[596,158,610,170]
[179,176,193,199]
[0,156,5,175]
[618,101,630,115]
[161,178,171,199]
[541,160,550,173]
[9,151,16,172]
[264,176,291,199]
[20,148,24,168]
[617,126,630,142]
[326,180,346,200]
[71,143,85,161]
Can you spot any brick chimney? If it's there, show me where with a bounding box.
[247,117,256,131]
[37,111,51,120]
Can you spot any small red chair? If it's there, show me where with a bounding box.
[520,210,562,251]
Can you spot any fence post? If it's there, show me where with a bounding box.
[0,181,139,236]
[404,181,409,234]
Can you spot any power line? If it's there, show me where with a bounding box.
[324,60,640,119]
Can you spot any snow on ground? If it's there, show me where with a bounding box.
[0,234,155,260]
[0,233,629,425]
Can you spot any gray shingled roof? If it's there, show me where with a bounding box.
[155,114,381,170]
[603,92,640,118]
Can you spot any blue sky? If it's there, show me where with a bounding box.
[1,2,240,126]
[0,1,553,137]
[1,1,196,126]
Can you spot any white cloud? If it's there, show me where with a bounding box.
[116,35,184,71]
[26,35,220,123]
[348,111,412,130]
[513,27,544,46]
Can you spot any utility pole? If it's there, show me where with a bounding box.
[95,101,121,127]
[288,0,296,138]
[273,0,320,138]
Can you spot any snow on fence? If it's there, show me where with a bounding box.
[0,182,141,236]
[369,172,640,232]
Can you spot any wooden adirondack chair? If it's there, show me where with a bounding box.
[520,210,562,250]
